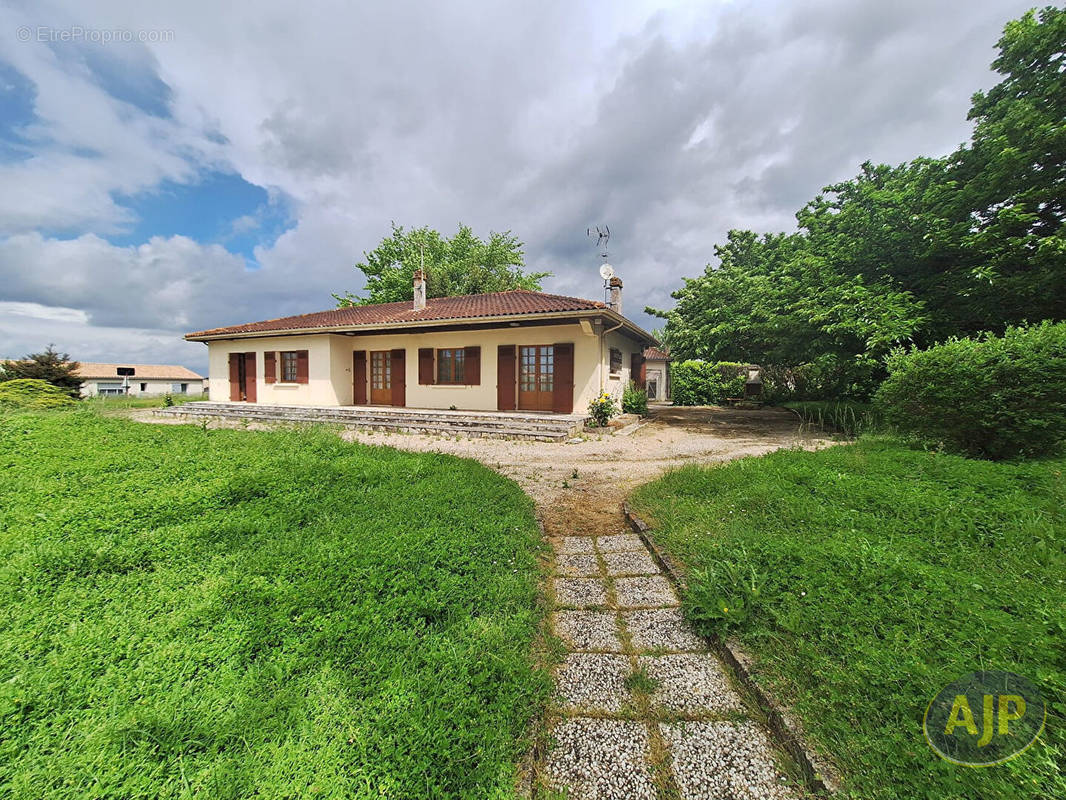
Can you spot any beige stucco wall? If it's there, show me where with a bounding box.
[81,378,204,397]
[600,329,645,402]
[205,322,649,412]
[207,334,339,405]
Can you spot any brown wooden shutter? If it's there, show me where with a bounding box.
[228,353,241,401]
[391,349,406,407]
[497,345,516,410]
[296,350,309,384]
[244,352,257,403]
[264,351,276,384]
[464,346,481,385]
[353,350,367,404]
[552,342,574,414]
[418,348,434,385]
[631,352,646,389]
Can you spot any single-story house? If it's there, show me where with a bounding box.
[185,271,657,414]
[642,347,671,401]
[77,363,205,397]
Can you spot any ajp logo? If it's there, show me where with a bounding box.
[924,671,1045,766]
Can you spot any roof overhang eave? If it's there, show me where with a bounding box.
[186,308,658,345]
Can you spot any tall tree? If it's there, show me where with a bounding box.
[650,231,924,397]
[653,6,1066,399]
[1,345,82,398]
[335,223,550,306]
[947,5,1066,329]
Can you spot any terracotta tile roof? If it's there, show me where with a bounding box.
[643,347,671,361]
[75,363,204,380]
[186,289,608,339]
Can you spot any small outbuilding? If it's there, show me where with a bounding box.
[642,347,671,402]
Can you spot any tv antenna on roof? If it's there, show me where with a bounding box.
[587,225,610,260]
[588,225,614,303]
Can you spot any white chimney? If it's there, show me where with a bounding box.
[413,269,427,311]
[608,276,623,315]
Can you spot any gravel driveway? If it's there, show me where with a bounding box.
[341,404,829,536]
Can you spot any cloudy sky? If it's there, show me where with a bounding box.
[0,0,1032,373]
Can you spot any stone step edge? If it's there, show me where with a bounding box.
[174,402,588,424]
[156,410,568,441]
[158,406,577,434]
[161,404,584,431]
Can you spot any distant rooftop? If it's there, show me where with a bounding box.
[75,363,204,380]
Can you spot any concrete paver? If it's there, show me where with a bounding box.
[544,718,658,800]
[552,610,624,652]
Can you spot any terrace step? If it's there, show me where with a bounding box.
[155,402,587,441]
[162,402,580,432]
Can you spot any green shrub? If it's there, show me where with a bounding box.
[671,360,724,405]
[671,360,751,405]
[721,372,746,399]
[161,392,174,407]
[587,391,618,427]
[875,322,1066,459]
[0,378,76,409]
[621,381,648,416]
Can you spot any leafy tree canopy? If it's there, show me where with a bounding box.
[652,6,1066,398]
[336,223,550,306]
[1,345,82,398]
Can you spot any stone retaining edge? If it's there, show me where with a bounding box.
[621,501,841,796]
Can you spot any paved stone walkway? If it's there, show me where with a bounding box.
[541,530,801,800]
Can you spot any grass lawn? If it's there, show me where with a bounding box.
[630,438,1065,800]
[0,409,549,799]
[85,392,209,412]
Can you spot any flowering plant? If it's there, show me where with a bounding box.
[587,391,618,427]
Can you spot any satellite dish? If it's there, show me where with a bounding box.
[599,263,615,280]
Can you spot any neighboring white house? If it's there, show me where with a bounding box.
[76,363,205,397]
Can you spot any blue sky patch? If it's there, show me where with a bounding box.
[59,43,173,119]
[108,171,295,264]
[0,61,37,162]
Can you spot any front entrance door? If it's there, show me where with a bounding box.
[228,352,256,402]
[518,345,554,411]
[370,350,392,405]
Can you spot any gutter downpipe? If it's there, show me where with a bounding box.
[600,316,625,392]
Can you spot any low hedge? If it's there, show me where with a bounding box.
[875,322,1066,459]
[672,361,747,406]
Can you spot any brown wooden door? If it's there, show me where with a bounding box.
[518,345,555,412]
[243,352,256,402]
[552,343,574,413]
[631,352,646,390]
[497,345,516,410]
[353,350,367,404]
[370,350,392,405]
[229,353,241,400]
[390,349,406,407]
[229,352,256,402]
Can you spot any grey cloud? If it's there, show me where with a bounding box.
[0,0,1037,361]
